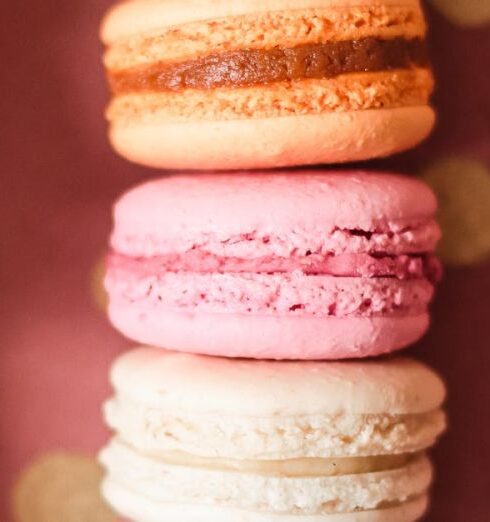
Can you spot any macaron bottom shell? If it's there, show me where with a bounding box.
[108,305,429,360]
[109,106,435,170]
[103,480,428,522]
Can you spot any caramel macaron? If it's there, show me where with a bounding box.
[101,0,435,170]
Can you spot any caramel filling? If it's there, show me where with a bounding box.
[109,37,429,94]
[136,446,422,477]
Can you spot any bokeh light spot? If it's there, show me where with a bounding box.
[421,157,490,266]
[90,255,108,313]
[430,0,490,27]
[12,452,116,522]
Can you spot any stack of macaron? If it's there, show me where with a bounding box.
[98,1,447,521]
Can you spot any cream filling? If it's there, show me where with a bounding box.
[107,69,434,123]
[119,440,422,477]
[100,440,433,516]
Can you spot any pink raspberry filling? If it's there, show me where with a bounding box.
[105,251,439,319]
[108,251,442,282]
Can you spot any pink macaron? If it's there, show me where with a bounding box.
[105,172,442,360]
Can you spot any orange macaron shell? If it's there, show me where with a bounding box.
[101,0,435,170]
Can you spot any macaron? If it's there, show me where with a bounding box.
[100,0,435,170]
[100,347,447,522]
[105,172,441,360]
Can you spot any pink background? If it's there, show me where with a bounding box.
[1,1,489,520]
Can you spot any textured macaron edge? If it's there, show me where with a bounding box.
[102,478,429,522]
[104,348,446,458]
[104,394,446,459]
[111,172,439,245]
[106,270,435,319]
[103,5,427,67]
[101,0,424,44]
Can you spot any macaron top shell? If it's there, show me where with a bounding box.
[102,0,424,43]
[111,347,446,417]
[111,172,440,258]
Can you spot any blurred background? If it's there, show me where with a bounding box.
[1,1,490,520]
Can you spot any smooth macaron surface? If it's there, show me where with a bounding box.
[104,347,447,460]
[110,172,439,248]
[101,0,434,169]
[100,347,446,521]
[106,172,441,360]
[107,347,446,419]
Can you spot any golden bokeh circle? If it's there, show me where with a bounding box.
[90,255,108,312]
[12,452,116,522]
[430,0,490,27]
[421,157,490,266]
